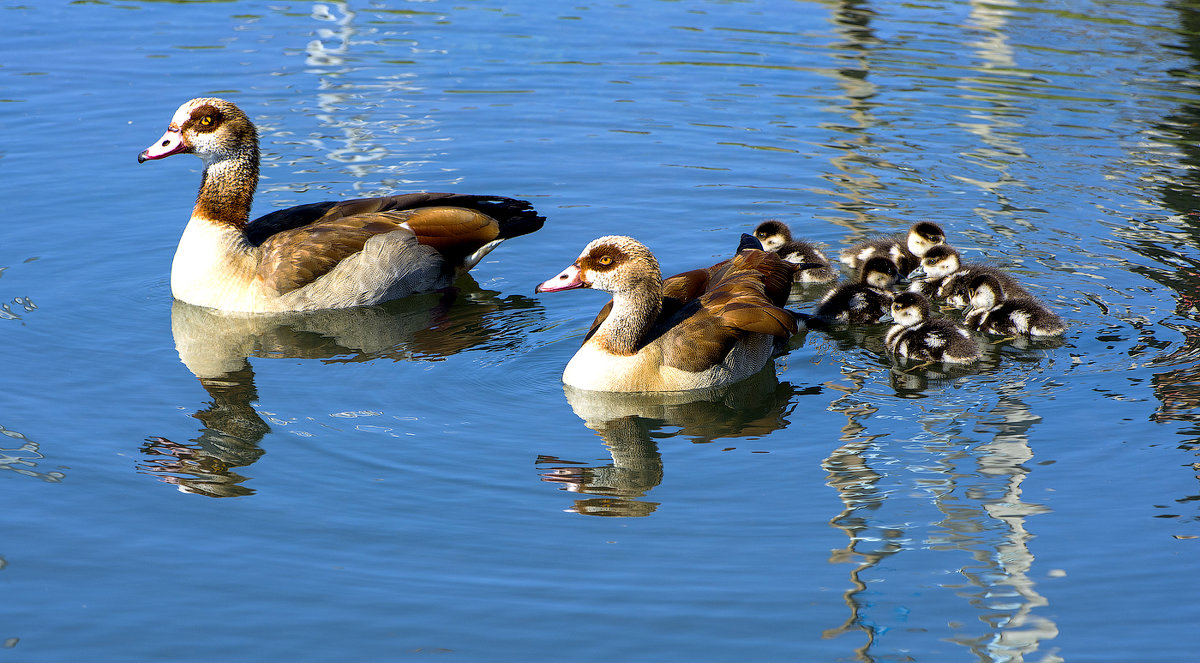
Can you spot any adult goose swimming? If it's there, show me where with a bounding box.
[535,235,801,393]
[139,97,545,313]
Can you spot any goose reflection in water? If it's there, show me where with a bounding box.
[540,368,812,517]
[141,278,542,497]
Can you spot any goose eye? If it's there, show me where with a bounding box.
[199,115,213,127]
[598,255,613,266]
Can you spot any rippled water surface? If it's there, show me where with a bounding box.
[3,0,1199,660]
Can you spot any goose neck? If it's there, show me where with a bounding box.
[597,282,663,356]
[193,144,259,230]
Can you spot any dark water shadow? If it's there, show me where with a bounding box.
[538,368,811,517]
[141,278,544,497]
[1133,2,1200,475]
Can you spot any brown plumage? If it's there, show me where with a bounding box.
[251,195,537,295]
[139,97,544,312]
[536,235,801,392]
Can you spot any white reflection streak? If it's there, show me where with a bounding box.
[811,0,885,239]
[0,424,64,483]
[958,12,1061,656]
[304,3,389,178]
[959,0,1038,240]
[972,395,1059,662]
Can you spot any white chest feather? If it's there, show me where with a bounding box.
[562,333,776,393]
[170,217,262,312]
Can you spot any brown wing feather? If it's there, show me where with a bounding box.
[399,207,499,259]
[662,267,716,302]
[727,249,795,306]
[583,300,614,343]
[660,312,735,372]
[255,213,403,294]
[250,193,545,295]
[657,249,799,372]
[718,302,798,336]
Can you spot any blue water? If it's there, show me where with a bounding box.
[2,0,1198,660]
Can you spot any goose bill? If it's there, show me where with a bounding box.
[535,264,586,293]
[139,128,187,162]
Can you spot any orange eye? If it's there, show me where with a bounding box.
[598,255,612,266]
[199,115,213,127]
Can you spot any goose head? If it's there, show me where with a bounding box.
[906,221,946,257]
[860,256,900,290]
[914,244,961,279]
[753,220,793,253]
[890,291,931,327]
[535,235,662,296]
[966,272,1003,310]
[138,97,258,167]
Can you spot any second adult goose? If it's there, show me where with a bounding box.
[535,235,800,392]
[139,97,545,313]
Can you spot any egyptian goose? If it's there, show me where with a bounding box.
[752,220,837,284]
[839,221,946,275]
[138,97,544,313]
[885,291,980,364]
[535,235,800,392]
[813,256,899,324]
[964,273,1066,337]
[909,244,1030,307]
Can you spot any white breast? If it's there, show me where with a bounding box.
[170,217,263,312]
[562,333,777,392]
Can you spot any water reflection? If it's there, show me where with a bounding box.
[820,364,893,658]
[0,295,36,323]
[953,391,1057,661]
[143,280,543,497]
[541,368,807,517]
[302,2,394,178]
[0,262,38,323]
[260,1,432,201]
[888,335,1067,396]
[141,364,265,498]
[0,424,64,483]
[822,367,1058,660]
[1130,3,1200,475]
[816,0,884,234]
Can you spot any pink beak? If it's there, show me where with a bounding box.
[535,263,586,293]
[138,127,187,163]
